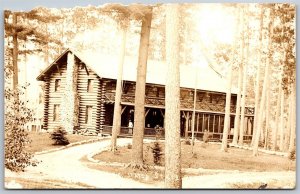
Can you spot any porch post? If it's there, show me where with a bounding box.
[185,111,190,138]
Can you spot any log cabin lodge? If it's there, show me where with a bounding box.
[37,49,254,141]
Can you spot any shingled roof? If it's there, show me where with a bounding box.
[37,48,236,94]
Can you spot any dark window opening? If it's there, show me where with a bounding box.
[55,79,61,92]
[85,106,93,124]
[53,104,60,121]
[87,79,93,92]
[209,94,213,103]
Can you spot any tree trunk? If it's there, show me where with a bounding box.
[191,70,197,153]
[238,6,249,146]
[238,59,247,146]
[232,7,243,145]
[164,4,182,188]
[12,13,18,91]
[284,94,292,151]
[131,10,152,165]
[279,90,285,151]
[221,63,233,151]
[272,81,282,151]
[111,26,127,152]
[232,65,242,145]
[253,7,273,156]
[251,7,264,146]
[288,83,296,152]
[264,71,271,149]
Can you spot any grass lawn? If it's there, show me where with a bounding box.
[94,141,295,171]
[90,141,296,185]
[5,177,94,189]
[25,132,100,153]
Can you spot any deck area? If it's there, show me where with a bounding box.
[102,125,252,142]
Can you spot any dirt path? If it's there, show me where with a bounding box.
[5,138,295,189]
[6,138,159,189]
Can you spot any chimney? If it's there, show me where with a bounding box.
[61,51,79,133]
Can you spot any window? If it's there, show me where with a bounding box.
[209,94,213,103]
[85,106,93,124]
[54,79,61,92]
[53,104,60,121]
[87,79,93,92]
[123,83,130,94]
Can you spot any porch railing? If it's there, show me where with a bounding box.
[103,92,252,114]
[102,125,165,137]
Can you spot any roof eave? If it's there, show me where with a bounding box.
[36,48,71,82]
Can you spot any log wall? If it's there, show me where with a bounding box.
[77,64,101,135]
[47,63,67,132]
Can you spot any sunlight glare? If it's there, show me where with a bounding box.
[195,4,237,45]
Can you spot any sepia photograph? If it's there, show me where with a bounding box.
[3,2,296,189]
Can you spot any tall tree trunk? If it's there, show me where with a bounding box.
[253,7,273,156]
[264,71,271,149]
[288,83,296,152]
[272,80,282,151]
[221,62,233,151]
[131,10,152,166]
[191,69,197,153]
[284,94,292,151]
[12,13,18,91]
[164,4,182,188]
[251,7,264,146]
[232,65,242,145]
[232,7,243,145]
[279,90,285,151]
[238,63,247,146]
[238,6,249,146]
[111,25,127,152]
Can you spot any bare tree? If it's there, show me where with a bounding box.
[164,3,182,188]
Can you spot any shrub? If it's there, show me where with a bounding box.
[288,149,296,160]
[127,144,132,149]
[50,127,69,145]
[5,88,37,172]
[151,142,163,165]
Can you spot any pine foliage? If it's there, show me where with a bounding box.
[50,127,70,145]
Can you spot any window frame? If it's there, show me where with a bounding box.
[53,104,60,121]
[87,79,93,92]
[54,79,61,92]
[85,105,93,124]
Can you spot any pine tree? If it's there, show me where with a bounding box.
[131,8,153,166]
[164,3,182,188]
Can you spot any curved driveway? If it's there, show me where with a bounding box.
[8,138,159,189]
[6,138,295,189]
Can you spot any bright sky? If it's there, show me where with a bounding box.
[195,4,237,46]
